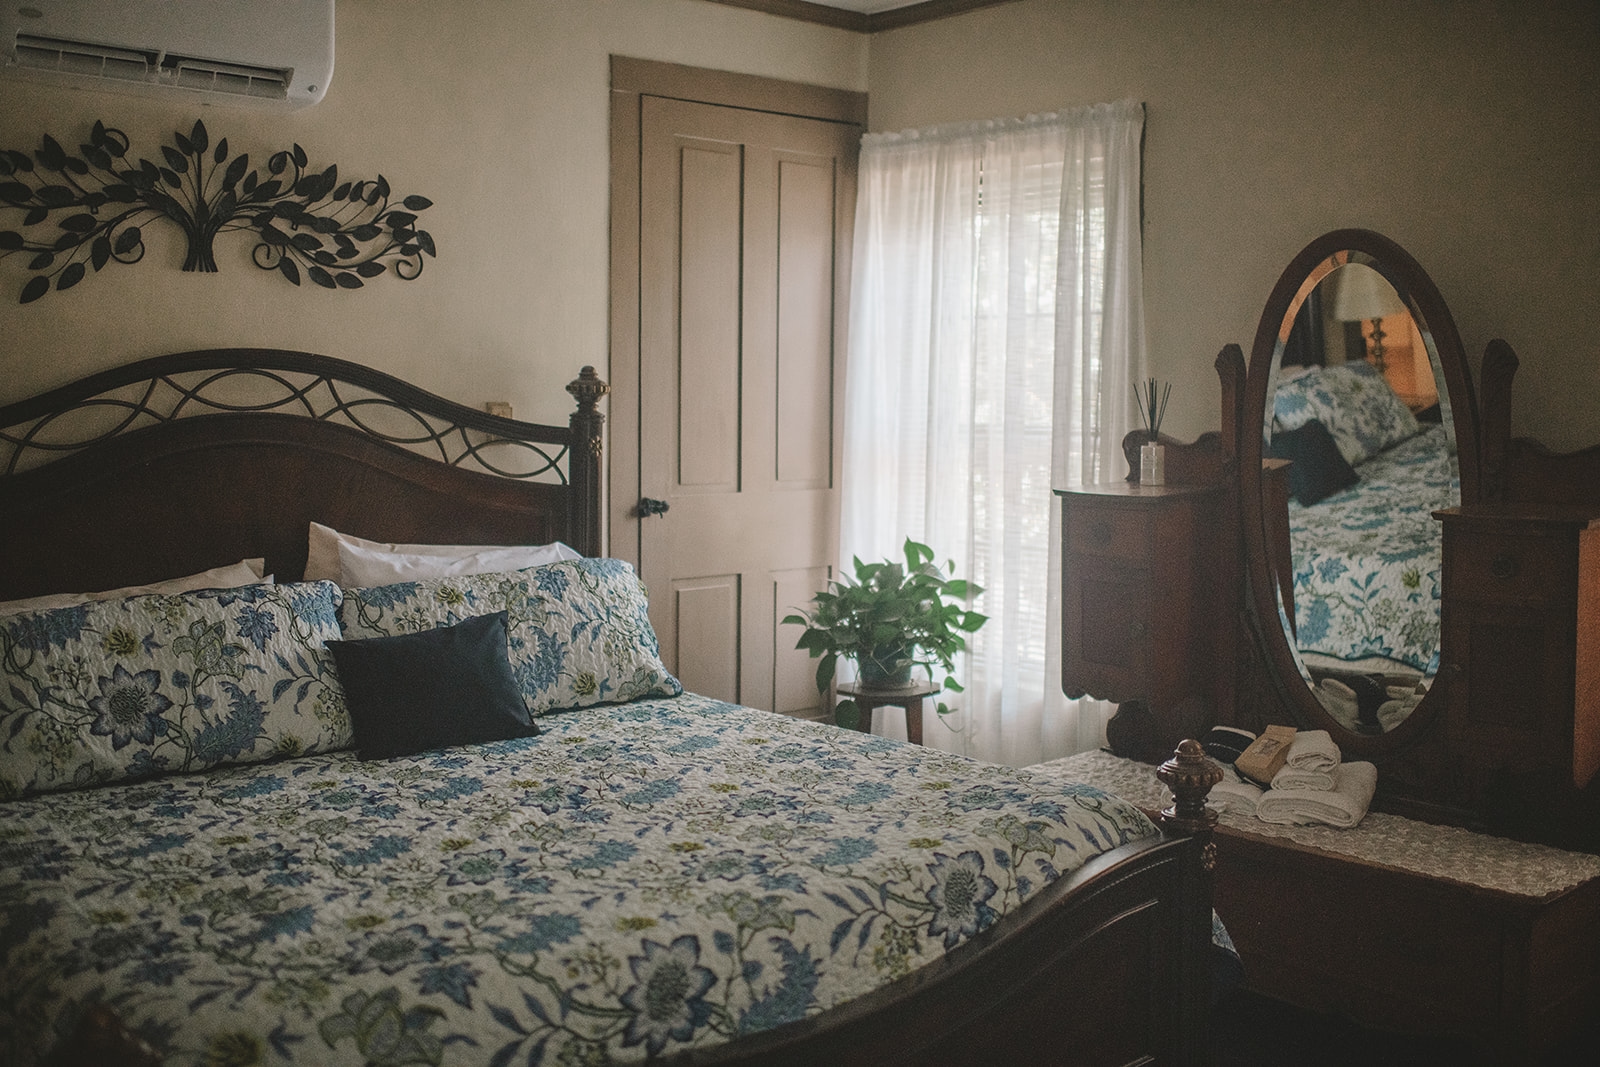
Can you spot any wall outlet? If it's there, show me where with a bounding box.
[484,401,513,419]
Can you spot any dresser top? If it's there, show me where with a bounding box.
[1435,503,1600,530]
[1056,480,1222,500]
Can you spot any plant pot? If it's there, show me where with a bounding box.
[859,647,913,688]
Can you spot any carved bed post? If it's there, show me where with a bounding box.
[566,366,610,558]
[1157,739,1223,838]
[1158,739,1223,1063]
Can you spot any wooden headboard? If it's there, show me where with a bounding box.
[0,350,607,601]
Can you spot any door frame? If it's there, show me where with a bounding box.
[607,56,867,566]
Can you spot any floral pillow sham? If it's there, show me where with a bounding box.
[0,582,350,799]
[340,557,681,715]
[1273,360,1419,466]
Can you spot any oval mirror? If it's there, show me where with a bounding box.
[1240,230,1479,755]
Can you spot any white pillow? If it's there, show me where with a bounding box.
[305,521,579,583]
[332,536,582,587]
[0,559,269,617]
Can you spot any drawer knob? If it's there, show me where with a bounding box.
[1091,520,1113,545]
[1129,620,1148,638]
[1490,553,1520,580]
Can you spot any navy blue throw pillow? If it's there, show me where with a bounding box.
[1268,419,1360,506]
[327,610,539,760]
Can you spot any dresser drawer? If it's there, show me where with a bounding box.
[1067,503,1153,563]
[1444,528,1575,607]
[1079,572,1153,670]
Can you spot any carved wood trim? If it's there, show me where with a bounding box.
[1479,338,1600,508]
[696,0,1023,33]
[1120,429,1228,486]
[0,351,606,599]
[0,349,575,481]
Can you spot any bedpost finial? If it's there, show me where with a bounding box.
[1157,739,1222,837]
[566,367,610,414]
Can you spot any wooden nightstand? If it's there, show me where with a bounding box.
[1057,479,1227,762]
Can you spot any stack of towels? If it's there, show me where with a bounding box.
[1209,729,1378,830]
[1315,677,1425,735]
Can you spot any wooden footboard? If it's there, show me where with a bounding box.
[683,832,1213,1066]
[685,739,1221,1066]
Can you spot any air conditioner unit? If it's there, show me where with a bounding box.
[1,0,335,111]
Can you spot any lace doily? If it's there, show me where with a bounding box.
[1034,750,1600,899]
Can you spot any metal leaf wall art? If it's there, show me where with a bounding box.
[0,120,436,303]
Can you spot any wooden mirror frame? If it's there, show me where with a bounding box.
[1239,229,1481,759]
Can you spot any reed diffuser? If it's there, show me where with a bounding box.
[1135,377,1171,485]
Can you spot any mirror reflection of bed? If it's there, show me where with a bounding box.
[1264,261,1458,735]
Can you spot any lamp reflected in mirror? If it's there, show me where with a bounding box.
[1326,263,1439,414]
[1331,262,1407,373]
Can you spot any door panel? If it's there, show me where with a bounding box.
[672,575,740,704]
[776,153,836,490]
[637,95,856,716]
[677,141,743,492]
[773,565,832,715]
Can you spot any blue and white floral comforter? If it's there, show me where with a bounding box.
[0,693,1158,1066]
[1288,424,1459,672]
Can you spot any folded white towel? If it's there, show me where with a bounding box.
[1207,766,1264,816]
[1270,765,1335,791]
[1285,729,1340,773]
[1377,693,1422,732]
[1256,761,1378,829]
[1313,681,1362,735]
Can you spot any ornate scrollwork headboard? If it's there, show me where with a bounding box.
[0,349,606,600]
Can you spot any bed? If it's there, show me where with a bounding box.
[0,350,1222,1067]
[1267,360,1458,678]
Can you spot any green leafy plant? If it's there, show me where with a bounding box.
[782,539,987,730]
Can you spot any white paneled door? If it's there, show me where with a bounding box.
[630,93,857,716]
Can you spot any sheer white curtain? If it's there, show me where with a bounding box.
[841,101,1146,766]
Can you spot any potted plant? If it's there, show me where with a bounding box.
[782,539,987,729]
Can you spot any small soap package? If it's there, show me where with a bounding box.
[1200,725,1258,765]
[1234,724,1297,786]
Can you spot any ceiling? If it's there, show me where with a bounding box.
[701,1,1015,32]
[803,1,922,10]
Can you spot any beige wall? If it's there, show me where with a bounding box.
[868,0,1600,449]
[0,0,865,425]
[4,0,1595,446]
